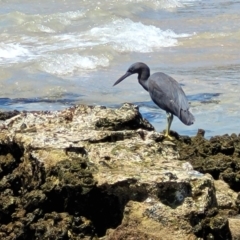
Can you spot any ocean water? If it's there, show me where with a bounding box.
[0,0,240,138]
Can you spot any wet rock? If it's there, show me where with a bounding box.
[0,189,20,223]
[209,215,230,238]
[177,131,240,192]
[30,212,96,240]
[0,104,237,239]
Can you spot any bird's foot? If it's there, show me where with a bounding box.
[164,133,173,140]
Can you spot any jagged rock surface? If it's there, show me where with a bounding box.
[0,104,238,240]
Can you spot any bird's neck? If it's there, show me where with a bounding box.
[138,68,150,91]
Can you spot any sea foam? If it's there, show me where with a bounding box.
[89,18,190,52]
[0,16,191,74]
[39,54,109,76]
[0,43,31,62]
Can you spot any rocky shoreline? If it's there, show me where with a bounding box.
[0,103,239,240]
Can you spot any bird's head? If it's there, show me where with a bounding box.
[113,62,150,86]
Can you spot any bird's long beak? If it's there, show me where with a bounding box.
[113,72,132,86]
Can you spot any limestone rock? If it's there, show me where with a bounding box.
[215,180,238,212]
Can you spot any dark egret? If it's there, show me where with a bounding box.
[113,62,195,139]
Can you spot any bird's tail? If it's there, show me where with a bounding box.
[179,109,195,126]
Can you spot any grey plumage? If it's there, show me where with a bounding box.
[113,62,195,139]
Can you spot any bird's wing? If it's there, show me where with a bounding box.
[148,72,190,116]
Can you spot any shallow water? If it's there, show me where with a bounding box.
[0,0,240,138]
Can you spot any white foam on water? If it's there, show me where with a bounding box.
[179,0,198,2]
[38,18,191,51]
[57,10,85,20]
[0,8,193,74]
[0,17,192,73]
[42,10,85,26]
[89,19,190,52]
[36,25,55,33]
[125,0,184,8]
[124,0,199,8]
[0,43,31,62]
[39,53,109,76]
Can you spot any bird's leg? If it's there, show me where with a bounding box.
[164,112,173,140]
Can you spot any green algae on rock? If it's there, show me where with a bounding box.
[176,129,240,192]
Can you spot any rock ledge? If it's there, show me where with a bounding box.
[0,104,237,239]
